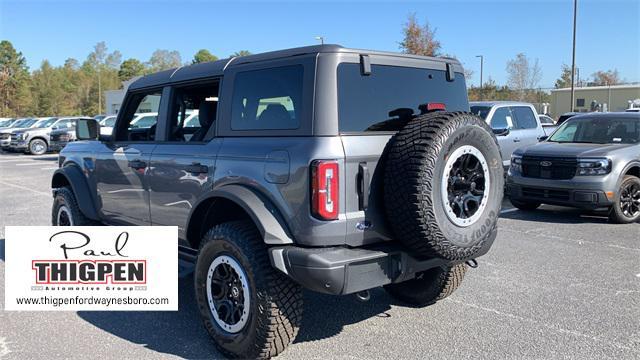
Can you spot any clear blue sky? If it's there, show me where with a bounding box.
[1,0,638,88]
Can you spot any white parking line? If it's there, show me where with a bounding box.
[0,180,50,197]
[0,158,33,163]
[15,162,49,166]
[500,208,519,214]
[41,167,58,170]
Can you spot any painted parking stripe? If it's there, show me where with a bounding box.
[500,208,519,214]
[15,162,49,166]
[41,167,58,170]
[0,180,50,197]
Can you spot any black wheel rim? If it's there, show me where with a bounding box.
[447,153,487,221]
[620,181,640,218]
[206,255,249,333]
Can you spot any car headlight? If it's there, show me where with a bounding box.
[576,158,611,176]
[510,154,523,173]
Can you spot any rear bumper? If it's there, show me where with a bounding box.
[48,141,69,152]
[269,231,495,295]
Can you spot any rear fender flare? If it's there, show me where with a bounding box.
[190,185,294,245]
[51,165,99,220]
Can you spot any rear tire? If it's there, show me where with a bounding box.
[510,199,541,211]
[384,111,503,260]
[609,175,640,224]
[195,221,303,359]
[384,263,467,306]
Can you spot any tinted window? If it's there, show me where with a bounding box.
[231,65,303,130]
[470,106,491,120]
[539,115,554,125]
[511,106,537,129]
[490,107,512,129]
[337,64,468,132]
[550,117,639,144]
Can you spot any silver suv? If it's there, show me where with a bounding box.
[507,112,640,223]
[51,45,504,358]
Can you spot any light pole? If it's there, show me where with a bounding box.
[475,55,484,100]
[315,36,324,45]
[570,0,578,111]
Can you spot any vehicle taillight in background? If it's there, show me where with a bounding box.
[311,160,339,220]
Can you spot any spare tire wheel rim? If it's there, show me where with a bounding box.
[206,254,250,333]
[57,205,74,226]
[441,145,490,227]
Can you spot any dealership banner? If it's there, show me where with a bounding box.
[4,226,178,311]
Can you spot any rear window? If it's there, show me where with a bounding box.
[337,63,468,132]
[231,65,303,130]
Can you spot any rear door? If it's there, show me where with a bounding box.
[336,60,469,246]
[147,80,222,243]
[510,105,544,150]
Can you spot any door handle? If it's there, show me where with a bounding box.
[128,160,147,169]
[357,162,370,210]
[513,138,521,142]
[185,162,208,174]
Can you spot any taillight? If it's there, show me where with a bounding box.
[311,160,339,220]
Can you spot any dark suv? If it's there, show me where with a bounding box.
[51,45,503,358]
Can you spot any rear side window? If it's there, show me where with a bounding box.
[510,106,538,129]
[231,65,303,130]
[337,63,468,132]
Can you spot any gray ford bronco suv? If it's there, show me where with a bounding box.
[51,45,503,359]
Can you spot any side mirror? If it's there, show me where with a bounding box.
[76,119,99,140]
[492,128,510,136]
[538,135,549,142]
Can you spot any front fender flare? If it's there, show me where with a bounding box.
[51,165,99,220]
[192,185,294,245]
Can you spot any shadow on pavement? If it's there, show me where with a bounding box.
[501,206,611,224]
[77,275,396,358]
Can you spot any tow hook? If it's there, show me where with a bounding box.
[355,290,371,302]
[466,259,478,268]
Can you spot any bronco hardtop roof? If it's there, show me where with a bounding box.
[129,44,464,91]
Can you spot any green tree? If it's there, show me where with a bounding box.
[118,58,146,81]
[231,50,252,57]
[192,49,218,64]
[399,13,441,56]
[30,60,65,116]
[554,64,572,89]
[0,40,32,116]
[148,49,182,72]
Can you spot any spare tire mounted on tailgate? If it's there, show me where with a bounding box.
[384,111,503,260]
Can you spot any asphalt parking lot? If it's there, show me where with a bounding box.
[0,151,639,359]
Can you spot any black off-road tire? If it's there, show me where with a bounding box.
[27,138,48,155]
[195,220,303,359]
[609,175,640,224]
[384,111,503,260]
[51,186,97,226]
[510,198,541,211]
[384,263,467,306]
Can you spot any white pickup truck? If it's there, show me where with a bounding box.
[470,101,550,168]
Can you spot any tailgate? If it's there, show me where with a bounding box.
[340,134,394,246]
